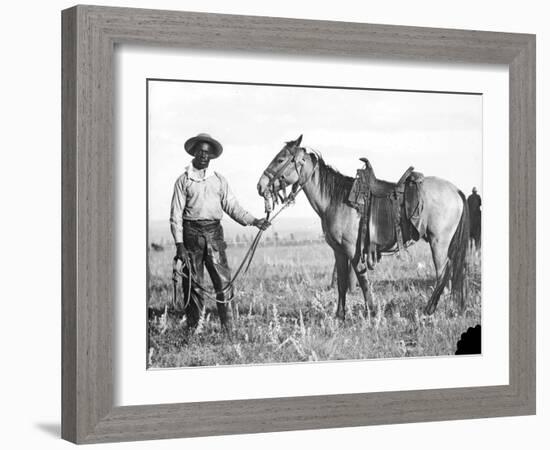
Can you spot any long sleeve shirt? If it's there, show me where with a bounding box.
[170,165,256,243]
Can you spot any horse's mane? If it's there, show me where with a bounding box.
[308,150,354,204]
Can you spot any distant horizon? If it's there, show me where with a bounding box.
[149,215,325,244]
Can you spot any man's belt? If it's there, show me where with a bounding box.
[182,219,221,232]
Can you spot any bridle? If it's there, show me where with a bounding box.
[261,143,318,211]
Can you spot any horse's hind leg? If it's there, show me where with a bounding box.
[425,235,452,315]
[334,251,349,321]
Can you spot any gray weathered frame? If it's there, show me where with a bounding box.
[61,5,536,444]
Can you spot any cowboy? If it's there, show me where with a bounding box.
[467,187,482,249]
[170,133,270,333]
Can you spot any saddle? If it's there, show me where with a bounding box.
[348,157,425,270]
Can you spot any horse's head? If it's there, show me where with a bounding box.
[256,135,306,198]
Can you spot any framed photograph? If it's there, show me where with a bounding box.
[62,5,535,444]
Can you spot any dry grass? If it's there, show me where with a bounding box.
[147,241,481,368]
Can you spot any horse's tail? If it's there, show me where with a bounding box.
[448,190,470,310]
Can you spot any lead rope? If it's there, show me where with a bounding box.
[173,211,272,306]
[172,152,318,307]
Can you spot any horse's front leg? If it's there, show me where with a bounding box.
[352,260,376,318]
[334,251,349,321]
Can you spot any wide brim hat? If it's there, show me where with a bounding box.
[184,133,223,159]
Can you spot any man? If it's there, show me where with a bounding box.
[467,187,482,250]
[170,133,270,332]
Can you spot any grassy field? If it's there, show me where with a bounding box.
[147,240,481,368]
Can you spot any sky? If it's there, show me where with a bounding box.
[148,80,482,224]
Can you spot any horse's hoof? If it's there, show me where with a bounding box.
[423,304,436,315]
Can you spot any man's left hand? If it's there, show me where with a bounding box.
[253,218,271,230]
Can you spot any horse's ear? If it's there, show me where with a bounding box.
[295,134,303,146]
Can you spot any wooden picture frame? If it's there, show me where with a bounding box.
[61,5,536,444]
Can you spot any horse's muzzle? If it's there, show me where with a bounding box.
[257,174,270,197]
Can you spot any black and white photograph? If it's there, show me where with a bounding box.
[1,0,543,447]
[146,79,483,368]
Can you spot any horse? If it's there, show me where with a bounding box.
[256,135,470,319]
